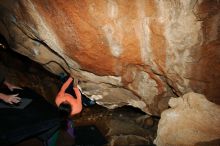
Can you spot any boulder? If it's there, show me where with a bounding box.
[0,0,219,114]
[154,92,220,146]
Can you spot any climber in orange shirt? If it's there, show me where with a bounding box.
[55,77,82,117]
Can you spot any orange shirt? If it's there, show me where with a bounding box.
[55,77,82,116]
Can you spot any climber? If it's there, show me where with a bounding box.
[55,77,82,117]
[55,76,83,138]
[56,73,96,114]
[56,74,96,139]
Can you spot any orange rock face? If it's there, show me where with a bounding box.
[0,0,219,115]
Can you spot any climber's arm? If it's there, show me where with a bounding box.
[69,87,82,116]
[55,77,73,106]
[60,77,73,93]
[74,87,82,104]
[73,78,82,104]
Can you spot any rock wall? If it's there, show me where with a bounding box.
[0,0,219,115]
[154,92,220,146]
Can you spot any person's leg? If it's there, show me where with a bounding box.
[46,130,60,146]
[66,119,74,138]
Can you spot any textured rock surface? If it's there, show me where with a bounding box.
[0,0,219,115]
[154,92,220,146]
